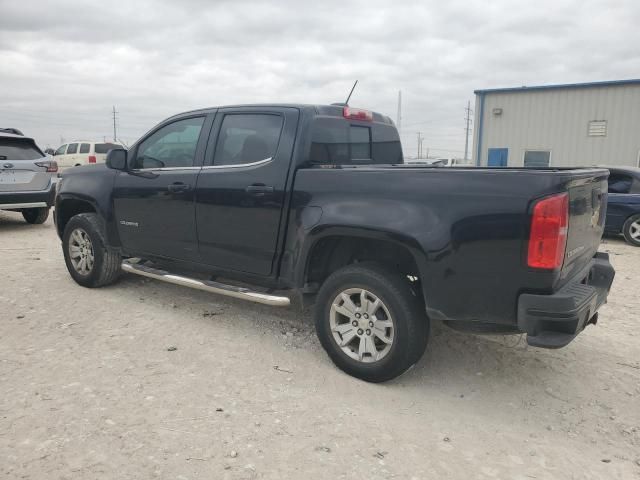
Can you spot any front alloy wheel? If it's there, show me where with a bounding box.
[330,288,395,363]
[68,228,95,275]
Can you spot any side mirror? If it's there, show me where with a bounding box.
[106,148,128,170]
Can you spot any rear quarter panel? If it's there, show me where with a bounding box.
[285,167,606,325]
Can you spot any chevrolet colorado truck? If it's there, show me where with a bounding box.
[54,104,615,382]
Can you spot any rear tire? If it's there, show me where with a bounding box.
[22,207,49,224]
[622,214,640,247]
[314,262,429,383]
[62,213,122,287]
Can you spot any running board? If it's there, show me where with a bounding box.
[121,260,290,307]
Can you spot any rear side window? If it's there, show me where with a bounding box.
[0,138,44,160]
[608,173,633,194]
[310,117,402,165]
[55,144,67,155]
[79,143,90,154]
[213,114,283,166]
[94,143,119,154]
[67,143,78,154]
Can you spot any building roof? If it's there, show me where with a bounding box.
[474,78,640,95]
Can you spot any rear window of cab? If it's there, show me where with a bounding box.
[309,116,403,165]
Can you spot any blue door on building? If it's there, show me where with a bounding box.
[487,148,508,167]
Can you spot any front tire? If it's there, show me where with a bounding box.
[62,213,122,287]
[622,214,640,247]
[314,262,429,383]
[22,207,49,224]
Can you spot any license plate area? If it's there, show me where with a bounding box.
[0,170,34,184]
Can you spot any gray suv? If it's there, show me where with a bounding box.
[0,131,58,224]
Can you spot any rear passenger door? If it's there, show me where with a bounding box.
[195,107,299,276]
[66,143,79,166]
[78,143,91,163]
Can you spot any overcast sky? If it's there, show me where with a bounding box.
[1,0,639,157]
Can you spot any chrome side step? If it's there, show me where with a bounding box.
[121,260,290,307]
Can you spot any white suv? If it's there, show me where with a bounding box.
[54,141,123,168]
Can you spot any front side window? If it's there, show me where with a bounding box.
[133,117,205,169]
[213,114,283,166]
[55,144,67,155]
[79,143,90,154]
[524,150,550,168]
[67,143,78,154]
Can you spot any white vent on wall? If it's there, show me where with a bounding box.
[588,120,607,137]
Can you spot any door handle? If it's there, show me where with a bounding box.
[246,184,274,195]
[168,182,192,193]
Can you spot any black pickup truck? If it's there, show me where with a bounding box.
[55,104,615,382]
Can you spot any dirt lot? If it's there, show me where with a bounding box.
[1,211,639,480]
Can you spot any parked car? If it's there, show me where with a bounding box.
[605,166,640,246]
[53,141,122,168]
[0,131,58,224]
[54,104,614,382]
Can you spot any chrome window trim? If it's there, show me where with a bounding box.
[131,166,201,172]
[129,157,273,172]
[202,157,273,170]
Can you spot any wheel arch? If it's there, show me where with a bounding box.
[297,226,430,304]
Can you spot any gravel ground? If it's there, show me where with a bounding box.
[1,211,639,480]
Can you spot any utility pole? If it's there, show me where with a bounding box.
[112,106,119,142]
[396,90,402,133]
[464,100,473,161]
[416,131,424,159]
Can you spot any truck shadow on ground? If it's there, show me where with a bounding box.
[117,272,591,391]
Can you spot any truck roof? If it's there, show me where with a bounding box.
[169,104,396,125]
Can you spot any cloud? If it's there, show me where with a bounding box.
[1,0,639,157]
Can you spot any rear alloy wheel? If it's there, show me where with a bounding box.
[329,288,395,363]
[622,214,640,247]
[22,207,49,224]
[315,262,429,383]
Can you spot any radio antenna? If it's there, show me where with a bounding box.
[345,80,358,105]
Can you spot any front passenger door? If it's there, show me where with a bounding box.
[113,115,211,261]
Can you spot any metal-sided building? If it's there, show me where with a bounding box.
[472,79,640,168]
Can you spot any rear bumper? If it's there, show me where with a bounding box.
[517,252,615,348]
[0,182,56,209]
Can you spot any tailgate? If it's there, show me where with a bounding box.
[562,172,609,278]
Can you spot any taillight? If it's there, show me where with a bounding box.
[88,155,97,163]
[343,106,373,121]
[35,160,58,173]
[527,192,569,270]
